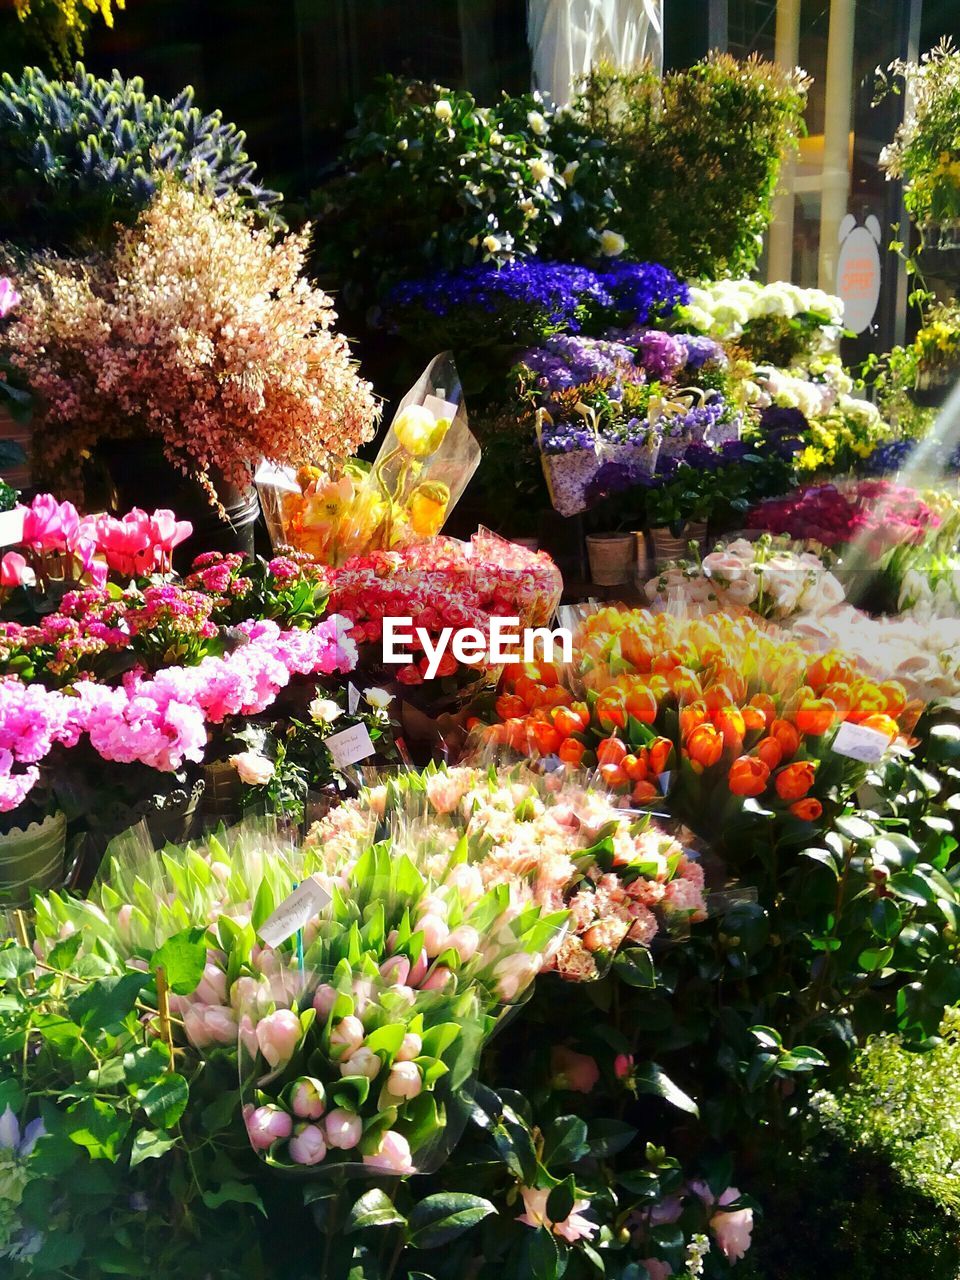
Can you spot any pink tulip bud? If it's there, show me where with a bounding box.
[210,860,231,883]
[408,949,429,987]
[290,1076,326,1120]
[289,1122,328,1166]
[446,925,480,963]
[255,1009,302,1069]
[324,1108,362,1150]
[396,1033,422,1062]
[380,955,411,985]
[385,929,400,954]
[340,1047,381,1079]
[363,1130,415,1175]
[387,1061,422,1099]
[230,976,260,1016]
[245,1103,293,1151]
[183,1004,238,1049]
[313,984,338,1020]
[416,913,449,958]
[493,952,542,1001]
[421,965,454,992]
[116,904,134,937]
[238,1014,258,1061]
[445,863,484,902]
[329,1015,364,1056]
[194,962,228,1006]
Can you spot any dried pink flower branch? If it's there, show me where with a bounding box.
[6,183,379,498]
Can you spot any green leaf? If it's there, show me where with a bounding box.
[527,1226,564,1280]
[129,1128,177,1168]
[123,1043,171,1089]
[0,946,35,981]
[140,1073,189,1128]
[634,1063,699,1116]
[546,1174,576,1224]
[202,1181,266,1215]
[69,973,145,1032]
[541,1115,589,1168]
[64,1098,130,1162]
[346,1188,407,1233]
[858,945,894,972]
[406,1192,496,1248]
[586,1118,637,1157]
[150,928,209,996]
[888,872,936,905]
[612,947,655,988]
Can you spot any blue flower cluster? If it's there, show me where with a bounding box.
[386,259,687,335]
[861,439,918,475]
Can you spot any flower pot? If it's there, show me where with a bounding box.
[94,439,260,569]
[586,533,635,586]
[201,760,243,826]
[0,506,24,547]
[646,523,707,569]
[0,812,67,906]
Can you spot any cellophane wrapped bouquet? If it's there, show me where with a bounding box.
[256,353,480,565]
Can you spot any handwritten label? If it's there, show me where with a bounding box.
[422,393,459,423]
[325,722,376,769]
[347,682,361,714]
[832,720,891,763]
[258,876,331,947]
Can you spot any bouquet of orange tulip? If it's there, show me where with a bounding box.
[477,608,921,859]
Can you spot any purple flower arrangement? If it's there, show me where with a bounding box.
[386,260,687,345]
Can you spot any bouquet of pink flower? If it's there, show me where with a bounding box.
[746,480,940,557]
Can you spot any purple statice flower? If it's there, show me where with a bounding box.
[637,330,686,381]
[520,333,639,402]
[598,262,688,324]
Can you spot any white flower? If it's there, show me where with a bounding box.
[526,110,548,135]
[482,234,502,254]
[490,130,503,145]
[529,157,553,185]
[599,229,626,256]
[562,160,579,185]
[309,697,342,725]
[434,99,453,123]
[397,138,409,151]
[229,751,274,786]
[364,687,393,711]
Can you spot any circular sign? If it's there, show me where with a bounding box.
[836,214,882,335]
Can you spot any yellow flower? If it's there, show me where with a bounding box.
[407,481,450,536]
[797,446,823,471]
[393,405,451,458]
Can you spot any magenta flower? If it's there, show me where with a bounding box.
[0,278,20,319]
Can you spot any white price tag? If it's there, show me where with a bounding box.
[832,720,892,763]
[325,722,376,769]
[258,875,331,947]
[347,682,361,714]
[422,394,459,423]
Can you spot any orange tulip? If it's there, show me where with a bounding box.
[599,762,628,789]
[705,683,739,715]
[652,647,685,674]
[741,705,767,734]
[504,718,528,751]
[558,738,585,766]
[680,700,710,738]
[597,737,628,766]
[846,681,888,723]
[728,755,771,797]
[795,699,836,736]
[687,723,724,768]
[621,629,654,672]
[622,753,649,782]
[632,780,659,803]
[775,760,816,802]
[790,797,823,821]
[878,681,908,718]
[710,666,747,702]
[596,689,627,731]
[859,713,899,743]
[820,682,851,719]
[625,685,658,724]
[714,705,746,749]
[755,736,784,770]
[648,737,674,775]
[769,718,801,758]
[806,653,855,693]
[749,693,776,728]
[530,721,562,756]
[495,693,527,722]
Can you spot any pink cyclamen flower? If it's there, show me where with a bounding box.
[0,278,20,319]
[289,1122,327,1166]
[0,552,28,589]
[516,1187,597,1243]
[22,493,80,555]
[290,1077,326,1120]
[255,1009,302,1069]
[362,1130,414,1174]
[324,1108,362,1150]
[244,1103,293,1151]
[550,1046,600,1094]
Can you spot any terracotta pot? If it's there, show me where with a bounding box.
[646,522,707,569]
[586,533,635,586]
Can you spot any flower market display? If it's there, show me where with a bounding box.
[1,25,960,1280]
